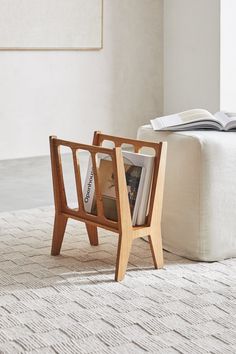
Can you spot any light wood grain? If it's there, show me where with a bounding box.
[85,224,99,246]
[51,213,68,256]
[49,132,167,281]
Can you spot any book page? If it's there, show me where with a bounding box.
[214,111,236,130]
[214,111,232,125]
[151,109,216,130]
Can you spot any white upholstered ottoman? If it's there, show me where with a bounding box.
[137,125,236,261]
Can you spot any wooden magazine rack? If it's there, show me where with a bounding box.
[50,132,167,281]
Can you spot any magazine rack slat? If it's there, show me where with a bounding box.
[50,132,167,281]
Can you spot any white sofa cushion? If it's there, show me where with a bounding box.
[137,125,236,261]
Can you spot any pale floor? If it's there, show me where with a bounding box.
[0,153,88,212]
[0,206,235,353]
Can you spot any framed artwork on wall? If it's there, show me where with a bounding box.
[0,0,103,50]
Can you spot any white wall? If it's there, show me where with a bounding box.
[0,0,163,160]
[164,0,220,115]
[220,0,236,111]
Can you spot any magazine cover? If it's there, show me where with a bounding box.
[90,158,143,221]
[83,150,156,225]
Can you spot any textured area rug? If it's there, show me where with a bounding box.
[0,207,236,354]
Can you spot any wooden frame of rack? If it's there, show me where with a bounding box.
[49,132,167,281]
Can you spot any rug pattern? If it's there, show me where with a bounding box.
[0,207,236,353]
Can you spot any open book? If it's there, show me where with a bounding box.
[150,109,236,131]
[83,151,154,226]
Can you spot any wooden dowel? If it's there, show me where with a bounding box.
[49,137,67,211]
[72,149,85,212]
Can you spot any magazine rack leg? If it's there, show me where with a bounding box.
[148,226,163,268]
[51,214,68,256]
[147,141,166,269]
[115,231,132,281]
[86,224,99,246]
[114,147,134,282]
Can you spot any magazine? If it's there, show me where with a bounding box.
[150,109,236,131]
[136,154,154,225]
[83,151,154,226]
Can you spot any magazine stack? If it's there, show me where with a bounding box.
[83,151,155,226]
